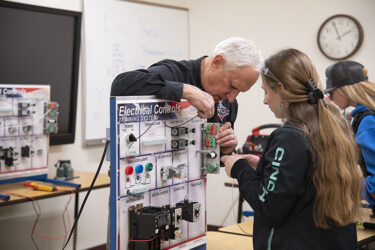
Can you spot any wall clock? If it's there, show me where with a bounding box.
[317,14,364,60]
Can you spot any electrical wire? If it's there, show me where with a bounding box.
[220,195,239,226]
[161,115,198,128]
[32,191,73,240]
[62,139,110,249]
[60,191,74,249]
[128,118,159,149]
[4,191,74,249]
[128,115,198,149]
[129,236,157,242]
[231,178,252,236]
[30,199,40,250]
[0,108,53,131]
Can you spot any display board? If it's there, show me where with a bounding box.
[0,85,58,184]
[110,96,221,250]
[83,0,189,145]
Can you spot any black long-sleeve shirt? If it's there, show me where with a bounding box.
[111,57,238,126]
[231,125,357,250]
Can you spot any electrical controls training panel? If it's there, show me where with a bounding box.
[110,96,221,250]
[0,85,58,183]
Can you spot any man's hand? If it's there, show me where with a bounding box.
[182,84,215,119]
[215,122,237,155]
[221,153,244,177]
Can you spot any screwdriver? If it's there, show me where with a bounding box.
[24,182,56,192]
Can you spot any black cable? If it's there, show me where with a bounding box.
[62,139,110,249]
[161,115,198,128]
[128,118,158,149]
[128,115,198,149]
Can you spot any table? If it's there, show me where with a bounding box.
[357,208,375,248]
[206,231,252,250]
[218,218,375,249]
[0,171,110,250]
[219,220,253,236]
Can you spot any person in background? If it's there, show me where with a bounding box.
[325,61,375,207]
[221,49,362,250]
[111,37,263,155]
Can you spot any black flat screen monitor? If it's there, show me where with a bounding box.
[0,1,81,145]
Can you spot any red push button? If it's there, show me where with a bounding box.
[125,166,133,175]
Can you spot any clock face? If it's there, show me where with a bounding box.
[317,15,363,60]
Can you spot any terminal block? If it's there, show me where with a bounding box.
[205,137,216,147]
[201,123,220,175]
[204,124,217,135]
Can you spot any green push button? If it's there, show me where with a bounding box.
[145,162,153,171]
[208,163,217,172]
[49,126,55,133]
[49,110,55,117]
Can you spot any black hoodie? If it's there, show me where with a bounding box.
[231,125,356,250]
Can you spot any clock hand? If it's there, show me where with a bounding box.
[340,30,353,38]
[332,22,341,40]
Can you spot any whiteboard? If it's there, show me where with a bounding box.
[83,0,189,145]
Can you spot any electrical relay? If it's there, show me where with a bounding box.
[0,85,58,183]
[110,96,221,250]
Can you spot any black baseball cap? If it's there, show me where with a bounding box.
[325,61,368,93]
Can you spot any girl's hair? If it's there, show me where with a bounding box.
[337,69,375,110]
[263,48,362,228]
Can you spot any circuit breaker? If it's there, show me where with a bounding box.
[110,96,221,250]
[0,85,58,183]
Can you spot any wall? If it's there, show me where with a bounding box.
[187,0,375,227]
[0,0,374,249]
[0,0,187,250]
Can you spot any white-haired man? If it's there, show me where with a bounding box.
[111,37,263,155]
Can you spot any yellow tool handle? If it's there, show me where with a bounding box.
[30,182,56,192]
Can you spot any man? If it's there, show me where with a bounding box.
[111,37,263,154]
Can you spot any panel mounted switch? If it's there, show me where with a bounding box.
[171,127,188,136]
[126,133,137,142]
[171,139,188,149]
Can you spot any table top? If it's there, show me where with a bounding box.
[218,216,375,245]
[206,231,252,250]
[357,208,375,244]
[219,220,253,236]
[0,170,110,206]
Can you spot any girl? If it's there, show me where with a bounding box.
[325,60,375,205]
[221,49,362,250]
